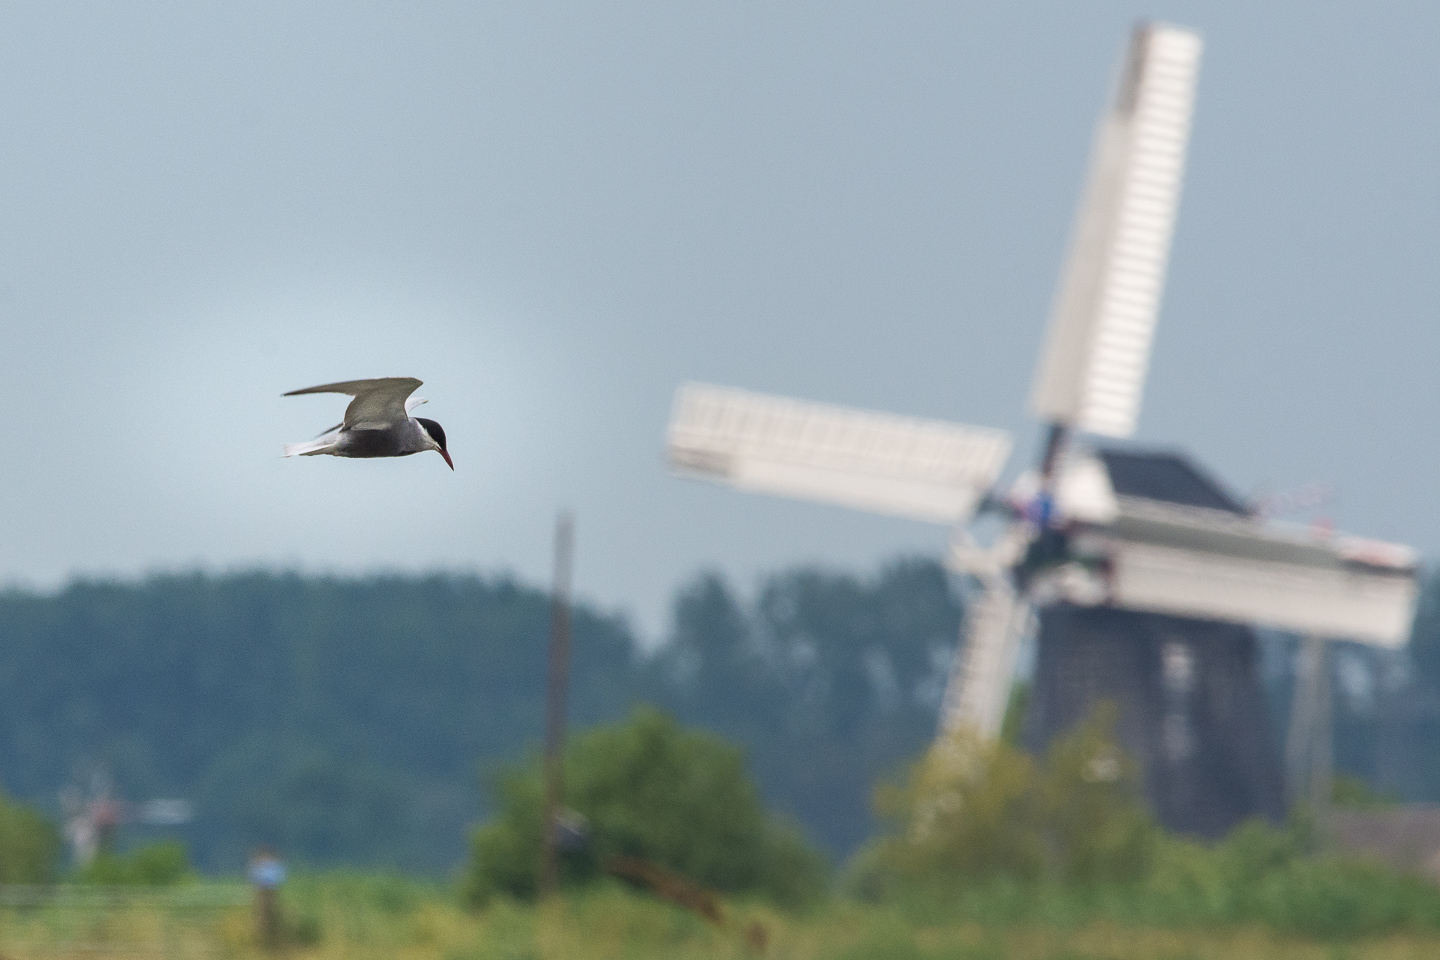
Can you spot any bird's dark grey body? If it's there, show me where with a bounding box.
[332,420,430,459]
[282,377,453,470]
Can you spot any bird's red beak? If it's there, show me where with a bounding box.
[440,449,454,471]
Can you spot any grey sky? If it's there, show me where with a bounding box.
[0,1,1435,641]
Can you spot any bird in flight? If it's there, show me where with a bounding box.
[282,377,453,470]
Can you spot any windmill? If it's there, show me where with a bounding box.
[664,22,1418,834]
[59,765,194,866]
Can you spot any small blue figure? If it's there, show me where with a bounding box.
[1026,490,1056,528]
[249,846,285,950]
[249,848,286,889]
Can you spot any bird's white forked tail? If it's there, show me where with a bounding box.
[282,437,338,458]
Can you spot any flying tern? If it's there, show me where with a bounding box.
[282,377,453,470]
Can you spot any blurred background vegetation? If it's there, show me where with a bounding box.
[5,678,1440,954]
[5,705,1440,955]
[464,706,827,909]
[0,556,1436,880]
[0,787,60,883]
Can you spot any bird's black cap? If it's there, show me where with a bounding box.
[416,418,453,470]
[416,418,447,450]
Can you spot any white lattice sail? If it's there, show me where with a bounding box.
[1031,23,1203,438]
[668,383,1012,525]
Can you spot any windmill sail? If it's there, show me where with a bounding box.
[1089,501,1417,646]
[1030,23,1202,438]
[1044,450,1419,647]
[668,383,1012,525]
[661,23,1419,843]
[940,577,1033,738]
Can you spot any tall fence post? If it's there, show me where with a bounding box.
[540,512,575,898]
[1286,633,1333,815]
[248,846,286,952]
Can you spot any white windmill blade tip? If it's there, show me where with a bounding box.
[1029,21,1203,438]
[1146,21,1203,47]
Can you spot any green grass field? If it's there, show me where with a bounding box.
[5,715,1438,959]
[7,875,1440,960]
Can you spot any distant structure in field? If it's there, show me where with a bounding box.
[60,766,193,865]
[664,22,1418,835]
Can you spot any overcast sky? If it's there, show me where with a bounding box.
[0,1,1434,641]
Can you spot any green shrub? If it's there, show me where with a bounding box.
[464,706,827,909]
[869,726,1043,882]
[856,708,1440,939]
[862,704,1152,887]
[1036,704,1153,883]
[1141,818,1440,936]
[1331,773,1399,809]
[465,771,545,903]
[74,840,192,885]
[0,788,61,884]
[858,800,1440,940]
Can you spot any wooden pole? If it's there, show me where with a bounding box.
[1284,635,1315,809]
[1285,633,1333,815]
[1311,635,1332,817]
[540,511,575,898]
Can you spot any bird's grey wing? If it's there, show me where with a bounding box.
[283,377,423,428]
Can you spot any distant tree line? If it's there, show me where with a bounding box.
[647,559,962,854]
[0,560,1434,874]
[0,560,956,872]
